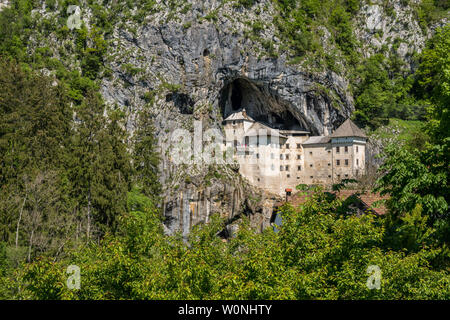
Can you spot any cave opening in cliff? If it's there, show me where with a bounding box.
[230,83,243,110]
[220,78,307,130]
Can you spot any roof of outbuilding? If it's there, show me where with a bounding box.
[284,190,388,216]
[329,119,367,139]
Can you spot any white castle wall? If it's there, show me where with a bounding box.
[223,116,366,196]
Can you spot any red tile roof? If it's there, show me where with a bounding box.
[282,189,388,215]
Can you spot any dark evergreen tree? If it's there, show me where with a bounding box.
[0,58,71,184]
[68,89,132,238]
[92,109,132,231]
[0,58,72,244]
[132,103,161,202]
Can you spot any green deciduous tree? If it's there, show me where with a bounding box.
[375,26,450,246]
[414,26,450,143]
[12,189,449,300]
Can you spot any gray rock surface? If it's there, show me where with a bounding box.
[99,1,357,234]
[96,0,447,235]
[23,0,448,235]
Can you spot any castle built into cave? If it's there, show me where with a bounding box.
[223,109,367,195]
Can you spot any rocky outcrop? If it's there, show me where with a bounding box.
[99,1,356,234]
[101,5,354,135]
[97,0,447,235]
[162,175,277,238]
[355,2,426,63]
[355,1,449,69]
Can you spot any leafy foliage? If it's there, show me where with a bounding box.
[0,59,148,259]
[0,0,449,301]
[8,189,449,300]
[414,26,450,142]
[375,26,450,246]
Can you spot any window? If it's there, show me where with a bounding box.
[232,121,236,125]
[345,159,349,166]
[233,129,235,134]
[285,165,289,171]
[287,174,290,178]
[310,176,313,179]
[356,146,359,153]
[298,165,302,171]
[309,151,313,155]
[328,163,331,166]
[285,154,290,160]
[328,150,331,153]
[297,155,301,160]
[356,159,359,166]
[336,160,340,166]
[310,164,313,168]
[280,166,283,171]
[328,175,331,178]
[280,154,283,160]
[344,146,348,153]
[336,146,340,153]
[297,143,301,149]
[271,164,275,171]
[345,174,348,177]
[337,174,341,179]
[256,153,260,159]
[286,144,290,149]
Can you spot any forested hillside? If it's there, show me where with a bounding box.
[0,0,449,299]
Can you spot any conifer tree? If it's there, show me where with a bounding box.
[92,108,132,231]
[0,58,71,185]
[68,89,103,239]
[132,103,161,202]
[0,58,72,244]
[69,89,132,238]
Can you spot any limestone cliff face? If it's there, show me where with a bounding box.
[16,0,446,234]
[102,2,354,135]
[99,1,355,234]
[96,0,445,234]
[355,1,448,70]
